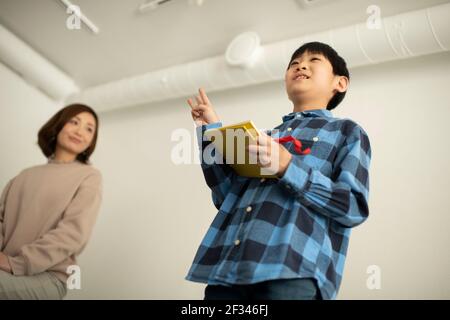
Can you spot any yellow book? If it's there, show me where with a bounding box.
[204,120,277,178]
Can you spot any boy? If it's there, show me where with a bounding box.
[186,42,371,300]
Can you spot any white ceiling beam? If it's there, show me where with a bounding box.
[0,24,79,102]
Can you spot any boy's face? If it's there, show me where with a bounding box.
[284,51,348,107]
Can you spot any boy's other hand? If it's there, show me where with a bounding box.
[187,88,220,127]
[247,131,293,178]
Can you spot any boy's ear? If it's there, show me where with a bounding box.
[334,75,349,93]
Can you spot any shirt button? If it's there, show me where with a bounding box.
[287,127,292,132]
[260,178,266,183]
[296,114,302,118]
[313,136,319,142]
[246,206,252,212]
[234,239,241,246]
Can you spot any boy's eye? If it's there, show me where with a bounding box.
[311,57,321,61]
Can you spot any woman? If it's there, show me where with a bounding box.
[0,104,103,300]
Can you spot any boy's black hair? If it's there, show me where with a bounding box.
[288,42,350,111]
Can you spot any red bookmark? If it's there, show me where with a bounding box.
[274,135,311,155]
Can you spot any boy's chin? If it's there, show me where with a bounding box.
[288,92,310,102]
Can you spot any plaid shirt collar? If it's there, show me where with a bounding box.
[282,108,333,122]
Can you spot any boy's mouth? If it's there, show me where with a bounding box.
[293,73,310,80]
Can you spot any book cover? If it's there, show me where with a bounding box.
[204,121,277,178]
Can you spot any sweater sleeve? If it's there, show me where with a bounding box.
[0,179,14,250]
[7,171,103,276]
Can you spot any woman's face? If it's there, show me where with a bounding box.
[56,112,97,156]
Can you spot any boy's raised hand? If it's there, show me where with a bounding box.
[187,88,220,127]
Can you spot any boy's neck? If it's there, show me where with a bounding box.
[292,103,327,113]
[291,97,329,113]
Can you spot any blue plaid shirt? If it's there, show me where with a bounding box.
[186,109,371,299]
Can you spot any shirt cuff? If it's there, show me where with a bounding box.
[279,156,311,193]
[7,255,27,276]
[196,122,223,148]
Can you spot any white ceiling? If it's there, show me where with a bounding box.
[0,0,448,89]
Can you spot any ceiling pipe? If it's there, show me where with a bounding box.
[67,2,450,111]
[0,24,79,101]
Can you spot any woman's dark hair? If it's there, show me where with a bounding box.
[38,104,99,164]
[288,42,350,110]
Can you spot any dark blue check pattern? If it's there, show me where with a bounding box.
[186,109,371,299]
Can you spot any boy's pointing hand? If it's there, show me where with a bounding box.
[187,88,220,127]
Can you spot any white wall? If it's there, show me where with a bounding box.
[1,51,450,299]
[0,62,59,182]
[338,52,450,300]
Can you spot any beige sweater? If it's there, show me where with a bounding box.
[0,159,102,284]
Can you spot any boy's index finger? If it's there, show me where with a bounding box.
[187,98,195,109]
[258,130,269,141]
[195,95,203,106]
[199,88,211,105]
[258,131,272,146]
